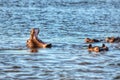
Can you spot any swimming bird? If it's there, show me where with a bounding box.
[26,28,52,49]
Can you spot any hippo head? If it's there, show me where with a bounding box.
[105,37,114,43]
[27,28,52,49]
[85,38,91,42]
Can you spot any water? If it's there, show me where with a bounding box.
[0,0,120,80]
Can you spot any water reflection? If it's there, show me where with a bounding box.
[29,48,38,53]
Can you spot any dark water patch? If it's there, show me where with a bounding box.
[12,66,21,69]
[108,62,120,67]
[92,65,104,68]
[3,69,21,73]
[31,66,40,68]
[78,61,92,65]
[114,75,120,80]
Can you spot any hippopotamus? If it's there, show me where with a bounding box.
[106,37,120,43]
[88,44,108,52]
[85,38,100,43]
[26,28,52,49]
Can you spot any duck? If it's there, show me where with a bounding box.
[85,38,100,43]
[26,28,52,49]
[88,44,108,52]
[106,37,120,43]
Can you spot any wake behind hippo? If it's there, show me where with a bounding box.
[26,28,52,49]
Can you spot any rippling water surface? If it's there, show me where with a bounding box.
[0,0,120,80]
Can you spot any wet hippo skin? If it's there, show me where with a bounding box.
[26,28,52,49]
[88,44,108,52]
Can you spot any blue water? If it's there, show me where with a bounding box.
[0,0,120,80]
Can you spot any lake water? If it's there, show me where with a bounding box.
[0,0,120,80]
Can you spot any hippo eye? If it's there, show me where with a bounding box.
[102,44,105,47]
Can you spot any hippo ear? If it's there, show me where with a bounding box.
[88,44,92,48]
[102,44,105,47]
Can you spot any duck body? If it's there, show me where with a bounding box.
[26,28,52,49]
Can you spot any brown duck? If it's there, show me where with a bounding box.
[26,28,52,48]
